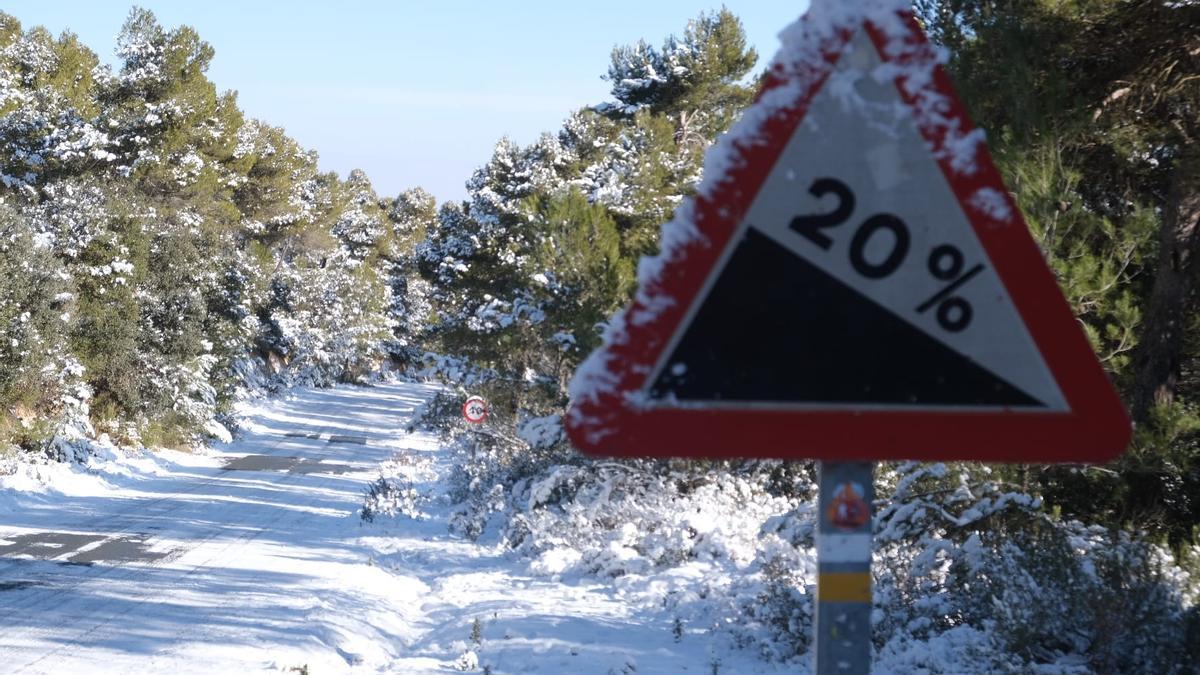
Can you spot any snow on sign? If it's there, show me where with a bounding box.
[566,5,1131,463]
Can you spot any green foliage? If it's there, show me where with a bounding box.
[1031,404,1200,552]
[603,8,757,128]
[999,140,1155,377]
[531,188,634,365]
[0,8,411,451]
[233,121,323,248]
[70,212,145,433]
[922,0,1200,548]
[0,207,75,446]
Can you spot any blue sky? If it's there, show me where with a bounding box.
[5,2,810,203]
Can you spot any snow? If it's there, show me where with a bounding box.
[0,380,1195,673]
[517,414,562,449]
[0,381,790,673]
[0,383,436,672]
[202,418,233,444]
[1,1,1195,670]
[968,187,1015,223]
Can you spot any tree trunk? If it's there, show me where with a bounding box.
[1131,152,1200,422]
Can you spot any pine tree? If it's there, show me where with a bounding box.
[529,188,634,388]
[600,9,757,139]
[331,169,388,259]
[919,0,1200,547]
[382,188,438,361]
[0,18,110,188]
[68,190,145,436]
[0,7,413,451]
[0,205,78,447]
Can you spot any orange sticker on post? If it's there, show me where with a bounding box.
[826,482,870,531]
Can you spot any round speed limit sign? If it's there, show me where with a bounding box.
[462,396,488,424]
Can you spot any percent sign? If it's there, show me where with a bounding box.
[915,244,985,333]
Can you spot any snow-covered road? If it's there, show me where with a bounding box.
[0,381,788,674]
[0,383,443,672]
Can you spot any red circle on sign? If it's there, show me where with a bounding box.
[462,396,488,424]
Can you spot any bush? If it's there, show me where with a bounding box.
[871,462,1196,673]
[360,475,421,522]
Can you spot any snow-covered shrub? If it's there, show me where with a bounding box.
[256,253,393,389]
[408,353,495,390]
[453,648,478,671]
[736,539,815,661]
[360,475,421,522]
[415,388,579,540]
[508,463,798,577]
[869,462,1197,673]
[359,449,435,523]
[443,418,545,541]
[718,494,821,662]
[458,448,1196,672]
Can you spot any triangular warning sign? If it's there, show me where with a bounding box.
[566,7,1130,463]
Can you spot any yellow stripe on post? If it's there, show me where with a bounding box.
[818,572,871,603]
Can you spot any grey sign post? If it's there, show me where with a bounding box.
[816,461,874,674]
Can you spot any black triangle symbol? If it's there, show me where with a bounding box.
[649,227,1044,407]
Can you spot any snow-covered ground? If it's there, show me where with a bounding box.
[0,381,791,674]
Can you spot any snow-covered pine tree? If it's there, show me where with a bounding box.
[0,7,415,452]
[381,187,438,363]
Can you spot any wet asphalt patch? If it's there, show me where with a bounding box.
[284,431,324,440]
[221,454,355,475]
[0,532,168,565]
[327,435,367,445]
[222,454,299,472]
[0,580,47,592]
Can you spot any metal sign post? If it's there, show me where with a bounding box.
[816,461,873,674]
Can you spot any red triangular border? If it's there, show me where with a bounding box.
[566,8,1130,463]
